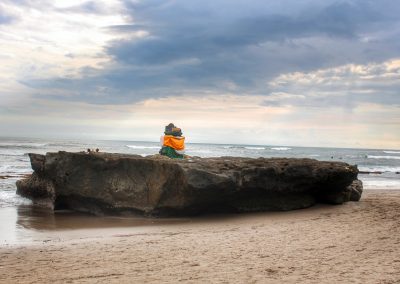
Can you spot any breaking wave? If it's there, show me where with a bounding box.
[271,147,291,151]
[223,146,245,149]
[367,155,400,160]
[358,166,400,173]
[0,143,47,149]
[223,146,265,150]
[0,152,27,157]
[244,147,265,150]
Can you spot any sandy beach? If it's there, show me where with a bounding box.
[1,189,399,283]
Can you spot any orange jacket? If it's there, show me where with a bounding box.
[162,135,185,151]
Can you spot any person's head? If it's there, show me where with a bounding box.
[164,122,183,136]
[165,123,175,134]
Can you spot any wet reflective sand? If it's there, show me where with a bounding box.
[0,205,193,245]
[0,202,335,245]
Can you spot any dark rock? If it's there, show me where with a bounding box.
[16,151,363,216]
[16,172,55,209]
[29,153,46,175]
[348,179,363,201]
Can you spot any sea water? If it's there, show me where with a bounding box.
[0,137,399,244]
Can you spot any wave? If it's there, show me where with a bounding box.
[383,151,400,154]
[47,143,81,147]
[362,179,400,190]
[223,146,265,150]
[367,155,400,160]
[223,146,245,149]
[271,147,291,151]
[126,145,160,149]
[186,149,214,153]
[358,166,400,173]
[0,166,32,174]
[0,152,27,157]
[245,147,265,150]
[0,143,47,149]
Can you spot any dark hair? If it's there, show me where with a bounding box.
[164,123,175,134]
[164,123,183,136]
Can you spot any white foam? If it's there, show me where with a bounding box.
[358,166,400,173]
[0,191,32,208]
[361,179,400,190]
[126,145,159,149]
[0,165,32,174]
[383,151,400,154]
[223,146,245,149]
[0,165,11,172]
[271,147,291,151]
[0,142,47,148]
[368,155,400,160]
[244,147,265,150]
[0,150,26,156]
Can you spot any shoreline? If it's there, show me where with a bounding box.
[1,189,399,283]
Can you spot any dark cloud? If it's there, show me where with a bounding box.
[109,1,367,66]
[23,0,400,106]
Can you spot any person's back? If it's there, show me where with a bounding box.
[159,123,185,159]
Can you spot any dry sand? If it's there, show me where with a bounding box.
[1,189,399,283]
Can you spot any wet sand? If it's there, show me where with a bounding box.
[1,189,399,283]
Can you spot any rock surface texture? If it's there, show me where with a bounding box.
[16,152,363,216]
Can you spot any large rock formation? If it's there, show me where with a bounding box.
[16,151,363,216]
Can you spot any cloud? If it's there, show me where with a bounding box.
[0,4,18,24]
[0,0,400,114]
[15,0,399,105]
[0,14,14,25]
[109,0,398,66]
[266,59,400,108]
[0,0,127,95]
[56,1,118,15]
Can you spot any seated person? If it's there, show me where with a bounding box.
[159,123,185,159]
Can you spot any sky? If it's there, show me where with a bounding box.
[0,0,399,149]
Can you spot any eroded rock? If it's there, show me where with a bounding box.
[16,151,363,216]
